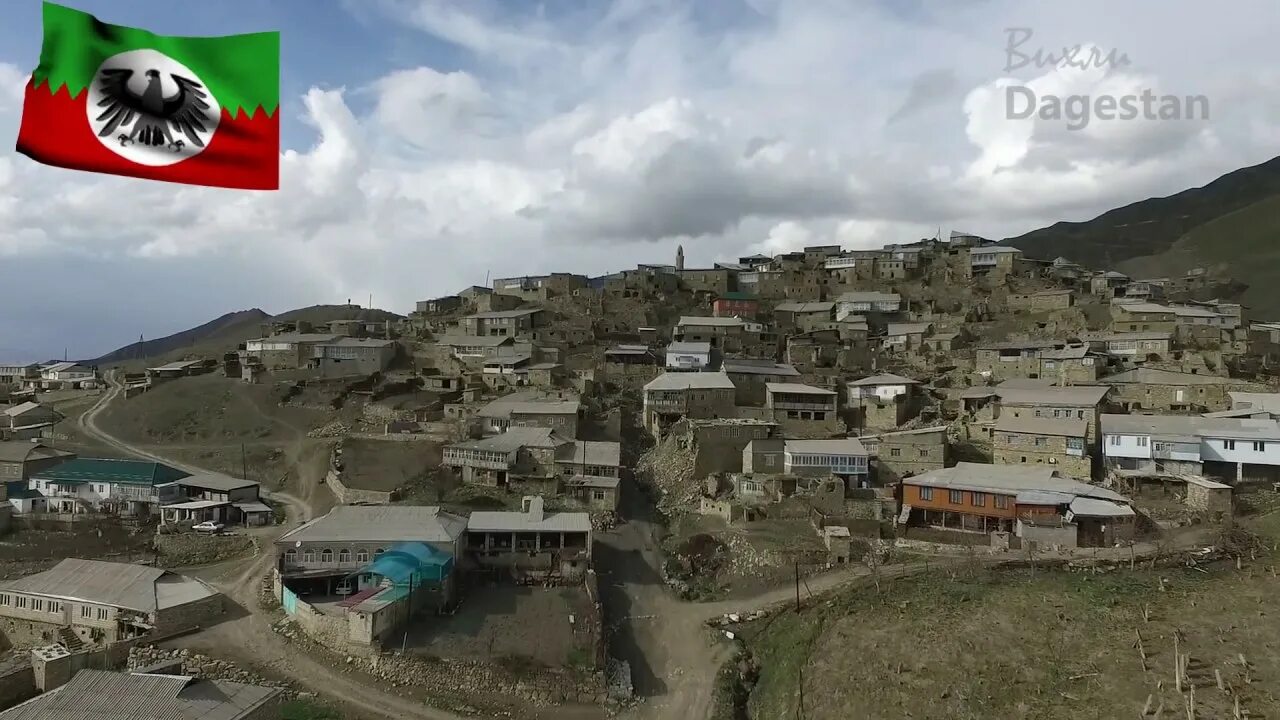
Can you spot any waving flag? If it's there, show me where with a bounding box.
[16,2,280,190]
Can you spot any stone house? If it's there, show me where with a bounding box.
[721,357,802,405]
[678,268,734,296]
[460,308,545,338]
[0,442,72,483]
[923,332,960,352]
[1039,344,1103,383]
[994,384,1114,446]
[642,371,737,436]
[0,558,222,646]
[1101,413,1280,483]
[974,340,1093,381]
[993,416,1091,479]
[1008,288,1075,312]
[415,295,463,315]
[741,437,786,474]
[1083,331,1173,360]
[1090,271,1129,297]
[858,426,948,484]
[835,291,901,316]
[773,302,836,332]
[780,438,870,487]
[765,383,841,436]
[244,333,341,370]
[442,427,566,488]
[310,338,397,375]
[883,322,932,351]
[1109,302,1178,334]
[674,316,746,352]
[0,364,38,385]
[966,246,1022,279]
[679,418,780,475]
[1101,367,1254,413]
[466,497,593,580]
[476,394,581,437]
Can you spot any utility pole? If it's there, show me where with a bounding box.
[241,443,249,481]
[794,561,801,612]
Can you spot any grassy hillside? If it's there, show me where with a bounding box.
[1117,193,1280,316]
[739,515,1280,720]
[1005,155,1280,268]
[93,303,406,370]
[87,309,269,365]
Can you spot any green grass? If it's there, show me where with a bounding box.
[278,699,342,720]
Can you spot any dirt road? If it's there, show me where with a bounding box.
[81,373,470,720]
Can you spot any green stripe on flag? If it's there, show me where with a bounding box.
[32,2,279,114]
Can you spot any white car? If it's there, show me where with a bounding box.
[192,521,225,533]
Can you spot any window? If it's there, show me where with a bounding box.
[14,597,26,609]
[1108,435,1120,446]
[31,599,42,612]
[356,550,369,563]
[919,487,933,501]
[592,490,606,501]
[1254,441,1266,452]
[48,601,60,613]
[971,492,986,507]
[81,606,92,618]
[1224,439,1236,450]
[1034,437,1046,447]
[338,549,350,563]
[320,549,333,563]
[993,495,1008,509]
[1136,437,1149,447]
[284,550,296,564]
[0,594,8,606]
[1067,438,1084,451]
[919,449,929,458]
[890,448,901,457]
[949,490,963,504]
[302,550,315,563]
[97,608,108,620]
[374,548,385,556]
[1077,410,1085,419]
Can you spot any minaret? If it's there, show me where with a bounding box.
[676,244,685,272]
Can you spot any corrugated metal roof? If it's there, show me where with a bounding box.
[721,358,800,377]
[172,473,258,493]
[644,371,736,391]
[677,315,744,327]
[0,559,165,612]
[0,442,73,463]
[766,382,836,395]
[556,440,621,467]
[467,509,592,533]
[279,505,468,545]
[1104,368,1235,385]
[1101,413,1280,442]
[31,458,189,487]
[903,463,1126,504]
[848,373,919,386]
[666,341,712,354]
[784,438,868,455]
[996,385,1111,407]
[0,669,280,720]
[995,416,1088,438]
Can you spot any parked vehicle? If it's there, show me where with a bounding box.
[192,521,225,533]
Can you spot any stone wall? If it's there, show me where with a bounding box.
[0,656,33,708]
[327,469,395,504]
[155,592,225,636]
[155,532,255,567]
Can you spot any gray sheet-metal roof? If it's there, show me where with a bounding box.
[316,337,396,348]
[478,394,580,418]
[0,559,215,613]
[556,440,621,467]
[996,385,1111,407]
[677,315,744,327]
[247,333,340,344]
[784,438,868,455]
[464,308,543,319]
[666,341,712,355]
[1040,345,1091,360]
[450,427,565,453]
[564,475,621,490]
[644,371,736,391]
[996,416,1088,437]
[435,334,514,348]
[171,473,258,493]
[835,292,900,304]
[1101,413,1280,442]
[147,360,204,372]
[0,669,280,720]
[766,382,836,396]
[279,505,467,545]
[1230,392,1280,413]
[467,509,592,533]
[775,301,835,313]
[902,462,1126,503]
[721,358,801,377]
[1083,331,1172,342]
[886,323,931,336]
[0,442,73,464]
[1103,368,1235,385]
[849,373,919,386]
[483,353,532,367]
[1069,497,1136,518]
[606,345,653,356]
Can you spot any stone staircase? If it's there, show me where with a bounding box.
[57,626,84,652]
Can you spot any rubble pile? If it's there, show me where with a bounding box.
[128,646,295,695]
[307,420,350,438]
[591,512,619,531]
[721,533,783,577]
[636,434,699,515]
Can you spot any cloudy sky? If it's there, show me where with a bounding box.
[1,0,1278,362]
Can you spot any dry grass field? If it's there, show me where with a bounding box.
[740,512,1280,720]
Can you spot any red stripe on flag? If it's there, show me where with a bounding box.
[15,80,279,190]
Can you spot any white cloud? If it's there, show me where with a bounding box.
[3,0,1280,359]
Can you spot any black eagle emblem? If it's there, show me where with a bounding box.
[95,67,212,152]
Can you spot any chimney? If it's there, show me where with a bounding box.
[521,495,544,522]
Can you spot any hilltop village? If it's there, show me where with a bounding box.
[0,230,1279,718]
